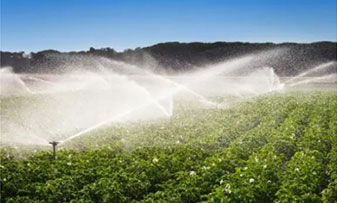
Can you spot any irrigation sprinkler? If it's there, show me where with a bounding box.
[49,141,59,160]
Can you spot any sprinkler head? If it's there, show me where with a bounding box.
[49,141,59,146]
[49,141,59,160]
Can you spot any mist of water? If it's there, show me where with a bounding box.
[285,61,336,84]
[0,67,33,96]
[287,73,337,87]
[283,61,337,87]
[0,49,296,146]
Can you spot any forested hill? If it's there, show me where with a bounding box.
[1,41,336,76]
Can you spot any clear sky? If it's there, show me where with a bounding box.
[1,0,336,52]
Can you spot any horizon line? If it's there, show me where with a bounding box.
[1,40,336,54]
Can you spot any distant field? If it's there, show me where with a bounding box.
[1,89,337,202]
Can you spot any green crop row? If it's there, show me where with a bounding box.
[1,90,337,202]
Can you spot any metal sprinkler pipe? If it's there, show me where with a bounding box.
[49,141,59,160]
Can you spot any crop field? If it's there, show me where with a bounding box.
[1,0,337,202]
[1,89,337,202]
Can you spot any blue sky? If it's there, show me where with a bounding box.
[1,0,336,52]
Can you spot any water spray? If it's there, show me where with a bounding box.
[49,141,59,160]
[0,54,290,146]
[284,61,336,84]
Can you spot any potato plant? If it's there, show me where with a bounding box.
[1,90,337,202]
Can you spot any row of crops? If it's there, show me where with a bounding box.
[1,90,337,202]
